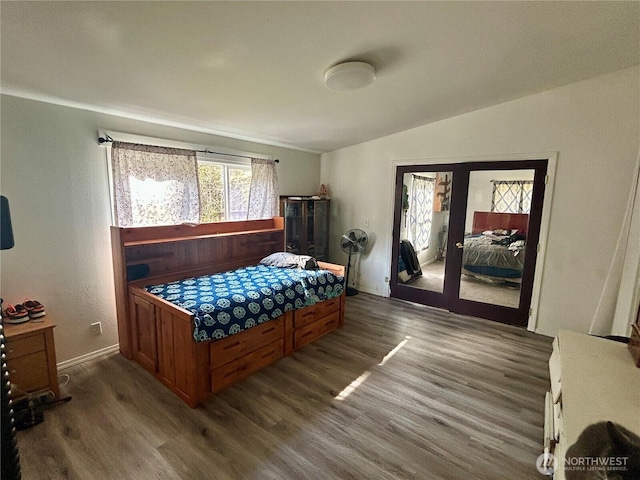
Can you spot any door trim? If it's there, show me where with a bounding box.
[386,152,557,332]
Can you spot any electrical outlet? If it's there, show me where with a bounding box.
[363,218,370,228]
[90,322,102,336]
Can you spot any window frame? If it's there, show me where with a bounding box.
[196,153,251,223]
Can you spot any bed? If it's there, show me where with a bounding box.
[462,211,529,283]
[110,218,346,408]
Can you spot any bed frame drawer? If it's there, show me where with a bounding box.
[209,317,284,369]
[293,297,341,328]
[293,311,340,350]
[211,339,284,392]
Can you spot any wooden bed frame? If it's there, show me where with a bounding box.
[110,218,346,408]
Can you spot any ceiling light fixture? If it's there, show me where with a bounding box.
[324,61,376,91]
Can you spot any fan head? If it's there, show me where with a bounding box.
[340,229,369,254]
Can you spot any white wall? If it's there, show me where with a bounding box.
[0,95,321,363]
[321,66,640,337]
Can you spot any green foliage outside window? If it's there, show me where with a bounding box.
[198,162,251,223]
[228,168,251,221]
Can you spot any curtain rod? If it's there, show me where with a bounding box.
[98,134,279,162]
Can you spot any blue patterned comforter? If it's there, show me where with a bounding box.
[144,265,344,342]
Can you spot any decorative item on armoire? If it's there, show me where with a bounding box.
[317,184,329,199]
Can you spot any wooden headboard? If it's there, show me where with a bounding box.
[472,211,529,235]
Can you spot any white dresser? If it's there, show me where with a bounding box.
[545,330,640,479]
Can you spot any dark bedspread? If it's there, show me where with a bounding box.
[462,233,525,279]
[144,265,344,342]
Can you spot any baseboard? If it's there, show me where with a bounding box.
[354,286,387,297]
[57,344,120,371]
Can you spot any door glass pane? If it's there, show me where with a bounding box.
[284,200,303,254]
[397,171,452,294]
[306,200,315,257]
[314,201,329,261]
[458,169,534,307]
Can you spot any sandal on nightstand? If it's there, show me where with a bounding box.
[23,299,46,319]
[2,304,30,324]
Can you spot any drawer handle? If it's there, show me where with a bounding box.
[223,369,238,379]
[7,349,13,354]
[261,327,276,335]
[301,311,314,318]
[222,341,241,351]
[301,331,313,339]
[261,350,276,359]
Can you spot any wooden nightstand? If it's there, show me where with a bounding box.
[3,318,59,399]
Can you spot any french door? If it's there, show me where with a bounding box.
[390,160,547,327]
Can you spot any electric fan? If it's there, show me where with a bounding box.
[340,228,369,296]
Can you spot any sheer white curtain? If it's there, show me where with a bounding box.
[111,142,200,227]
[246,158,280,220]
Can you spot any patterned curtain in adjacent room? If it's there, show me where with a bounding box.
[111,142,200,227]
[409,174,435,252]
[491,180,533,214]
[247,158,280,220]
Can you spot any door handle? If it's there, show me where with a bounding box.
[456,242,464,249]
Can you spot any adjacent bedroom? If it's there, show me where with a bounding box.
[1,2,639,480]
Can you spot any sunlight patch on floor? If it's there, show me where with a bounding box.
[334,336,411,401]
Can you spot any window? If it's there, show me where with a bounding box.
[408,175,435,252]
[491,180,533,214]
[197,156,251,222]
[107,134,261,227]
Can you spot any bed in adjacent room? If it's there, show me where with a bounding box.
[461,211,529,283]
[111,218,346,408]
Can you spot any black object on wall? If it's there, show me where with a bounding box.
[1,196,15,250]
[1,195,22,480]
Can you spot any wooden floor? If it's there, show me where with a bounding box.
[15,293,553,480]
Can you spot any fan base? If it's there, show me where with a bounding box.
[346,287,359,297]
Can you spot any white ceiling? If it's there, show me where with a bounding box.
[1,1,638,154]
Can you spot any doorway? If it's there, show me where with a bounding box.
[390,159,547,327]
